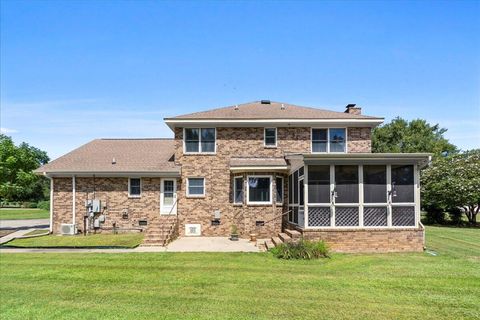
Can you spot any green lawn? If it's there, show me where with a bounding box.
[0,208,49,220]
[22,229,50,236]
[0,226,479,320]
[3,233,144,248]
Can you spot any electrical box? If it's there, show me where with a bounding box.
[85,199,102,213]
[93,219,100,228]
[214,210,221,219]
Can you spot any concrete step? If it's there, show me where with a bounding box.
[285,229,301,239]
[271,236,283,246]
[278,232,292,243]
[143,239,167,245]
[264,240,275,250]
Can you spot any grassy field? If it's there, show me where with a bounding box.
[0,208,49,220]
[0,226,479,320]
[22,229,51,236]
[3,233,144,248]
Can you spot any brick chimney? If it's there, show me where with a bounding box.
[345,104,361,115]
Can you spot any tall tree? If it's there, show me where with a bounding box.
[421,150,480,225]
[372,118,457,156]
[0,134,50,202]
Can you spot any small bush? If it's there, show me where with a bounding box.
[270,239,329,260]
[37,201,50,211]
[21,202,37,208]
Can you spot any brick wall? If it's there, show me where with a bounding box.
[52,177,166,234]
[347,127,371,153]
[297,226,424,253]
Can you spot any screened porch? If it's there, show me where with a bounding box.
[286,153,431,229]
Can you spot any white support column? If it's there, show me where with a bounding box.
[330,164,335,227]
[359,165,364,227]
[414,164,420,227]
[49,177,53,233]
[72,175,76,226]
[304,165,309,228]
[386,164,392,227]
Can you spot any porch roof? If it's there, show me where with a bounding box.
[286,153,432,168]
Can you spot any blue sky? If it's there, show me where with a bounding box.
[1,0,479,159]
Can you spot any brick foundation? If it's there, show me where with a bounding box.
[287,223,424,253]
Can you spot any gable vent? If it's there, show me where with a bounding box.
[260,100,271,104]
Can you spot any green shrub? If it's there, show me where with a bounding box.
[270,239,329,260]
[21,202,37,208]
[37,201,50,211]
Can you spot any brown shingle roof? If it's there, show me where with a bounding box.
[35,139,179,175]
[230,157,288,167]
[167,101,381,120]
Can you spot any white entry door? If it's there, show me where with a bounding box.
[161,179,177,215]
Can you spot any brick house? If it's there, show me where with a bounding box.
[35,101,431,252]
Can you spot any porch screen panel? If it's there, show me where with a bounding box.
[288,175,293,204]
[293,171,299,204]
[308,165,330,203]
[392,206,415,226]
[391,165,414,203]
[364,207,388,226]
[363,165,387,203]
[335,165,359,203]
[308,207,330,227]
[335,207,359,226]
[293,207,298,224]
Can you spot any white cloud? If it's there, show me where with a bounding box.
[0,127,18,134]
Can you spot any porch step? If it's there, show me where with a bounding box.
[278,233,292,243]
[264,240,275,251]
[285,229,301,239]
[141,215,178,247]
[271,236,283,246]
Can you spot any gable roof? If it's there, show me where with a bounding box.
[35,139,180,176]
[166,101,381,120]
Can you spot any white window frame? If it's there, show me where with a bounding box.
[233,176,244,205]
[246,175,273,205]
[183,128,217,154]
[275,176,284,205]
[311,127,348,154]
[264,127,277,148]
[186,177,205,198]
[128,177,142,198]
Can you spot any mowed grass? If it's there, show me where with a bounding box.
[3,233,144,248]
[0,208,49,220]
[1,227,479,320]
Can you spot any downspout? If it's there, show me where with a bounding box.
[72,175,76,226]
[43,173,54,233]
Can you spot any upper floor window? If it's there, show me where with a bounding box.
[264,128,277,147]
[184,128,216,153]
[312,128,346,153]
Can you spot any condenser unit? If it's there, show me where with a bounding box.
[60,223,77,235]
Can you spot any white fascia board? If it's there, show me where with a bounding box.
[165,118,384,130]
[42,171,181,178]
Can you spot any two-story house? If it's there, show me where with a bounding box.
[36,101,431,252]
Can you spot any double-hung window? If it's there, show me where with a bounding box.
[129,178,141,197]
[187,178,205,197]
[247,176,272,204]
[184,128,216,153]
[264,128,277,147]
[312,128,346,153]
[233,176,244,204]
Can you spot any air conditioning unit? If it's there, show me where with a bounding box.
[60,223,77,235]
[185,224,201,236]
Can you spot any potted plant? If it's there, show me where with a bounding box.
[230,225,239,241]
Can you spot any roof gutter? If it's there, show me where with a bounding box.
[36,171,181,178]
